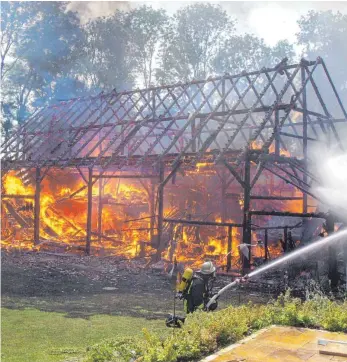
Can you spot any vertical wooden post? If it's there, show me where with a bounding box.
[86,167,93,255]
[197,118,202,150]
[301,67,308,213]
[152,89,156,119]
[221,171,227,222]
[264,229,268,261]
[34,168,41,245]
[149,179,155,242]
[227,225,232,272]
[242,151,251,273]
[284,227,288,253]
[156,162,165,258]
[222,78,226,112]
[191,118,196,153]
[275,109,280,156]
[97,177,103,243]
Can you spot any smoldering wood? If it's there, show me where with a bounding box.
[86,167,93,255]
[3,200,30,228]
[164,218,242,228]
[2,194,35,199]
[250,196,303,200]
[34,168,41,244]
[92,174,158,179]
[250,210,326,218]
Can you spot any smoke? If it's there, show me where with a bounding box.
[66,1,132,24]
[67,1,347,44]
[313,148,347,217]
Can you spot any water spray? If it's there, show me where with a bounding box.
[206,228,347,309]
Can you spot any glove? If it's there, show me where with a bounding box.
[239,275,249,284]
[175,292,183,300]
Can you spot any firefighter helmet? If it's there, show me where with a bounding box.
[200,261,216,275]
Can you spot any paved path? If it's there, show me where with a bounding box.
[201,326,347,362]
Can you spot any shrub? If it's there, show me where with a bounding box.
[84,293,347,362]
[84,337,142,362]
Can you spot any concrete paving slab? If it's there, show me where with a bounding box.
[201,326,347,362]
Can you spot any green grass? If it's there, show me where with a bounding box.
[1,308,168,362]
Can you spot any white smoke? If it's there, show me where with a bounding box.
[313,149,347,216]
[66,1,133,24]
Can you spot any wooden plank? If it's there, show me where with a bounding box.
[3,200,29,228]
[319,350,347,358]
[2,194,35,199]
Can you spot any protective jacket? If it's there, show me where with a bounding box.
[183,275,206,313]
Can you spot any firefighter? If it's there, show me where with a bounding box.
[177,261,217,314]
[166,261,247,327]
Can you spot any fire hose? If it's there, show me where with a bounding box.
[206,277,247,310]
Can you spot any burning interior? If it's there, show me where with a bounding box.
[2,57,347,273]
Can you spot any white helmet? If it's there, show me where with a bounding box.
[200,261,216,275]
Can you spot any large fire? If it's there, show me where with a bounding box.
[1,151,314,270]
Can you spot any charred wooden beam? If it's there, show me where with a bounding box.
[250,195,303,200]
[279,132,319,142]
[222,159,245,188]
[86,167,93,255]
[264,229,268,261]
[164,218,242,228]
[76,166,88,184]
[293,107,328,119]
[34,168,41,244]
[227,225,232,272]
[90,232,122,244]
[242,151,251,272]
[149,179,155,242]
[69,185,87,199]
[98,177,103,243]
[250,210,325,218]
[3,200,30,228]
[2,194,35,199]
[162,161,182,187]
[255,153,301,164]
[93,174,158,179]
[301,67,308,214]
[251,224,302,230]
[225,193,240,199]
[156,162,165,258]
[321,59,347,119]
[274,109,280,156]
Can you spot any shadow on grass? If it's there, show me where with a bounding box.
[1,292,177,320]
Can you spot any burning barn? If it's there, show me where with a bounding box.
[2,57,347,274]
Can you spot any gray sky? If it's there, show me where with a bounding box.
[68,1,347,46]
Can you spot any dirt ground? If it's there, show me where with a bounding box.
[1,251,273,319]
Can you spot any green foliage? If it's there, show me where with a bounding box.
[85,337,143,362]
[84,293,347,362]
[156,3,234,83]
[297,10,347,98]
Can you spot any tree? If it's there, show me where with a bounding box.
[1,2,32,81]
[214,35,295,75]
[156,3,234,84]
[1,2,35,135]
[121,5,169,87]
[78,14,134,93]
[1,1,86,131]
[296,10,347,96]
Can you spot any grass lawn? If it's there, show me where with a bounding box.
[1,308,168,362]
